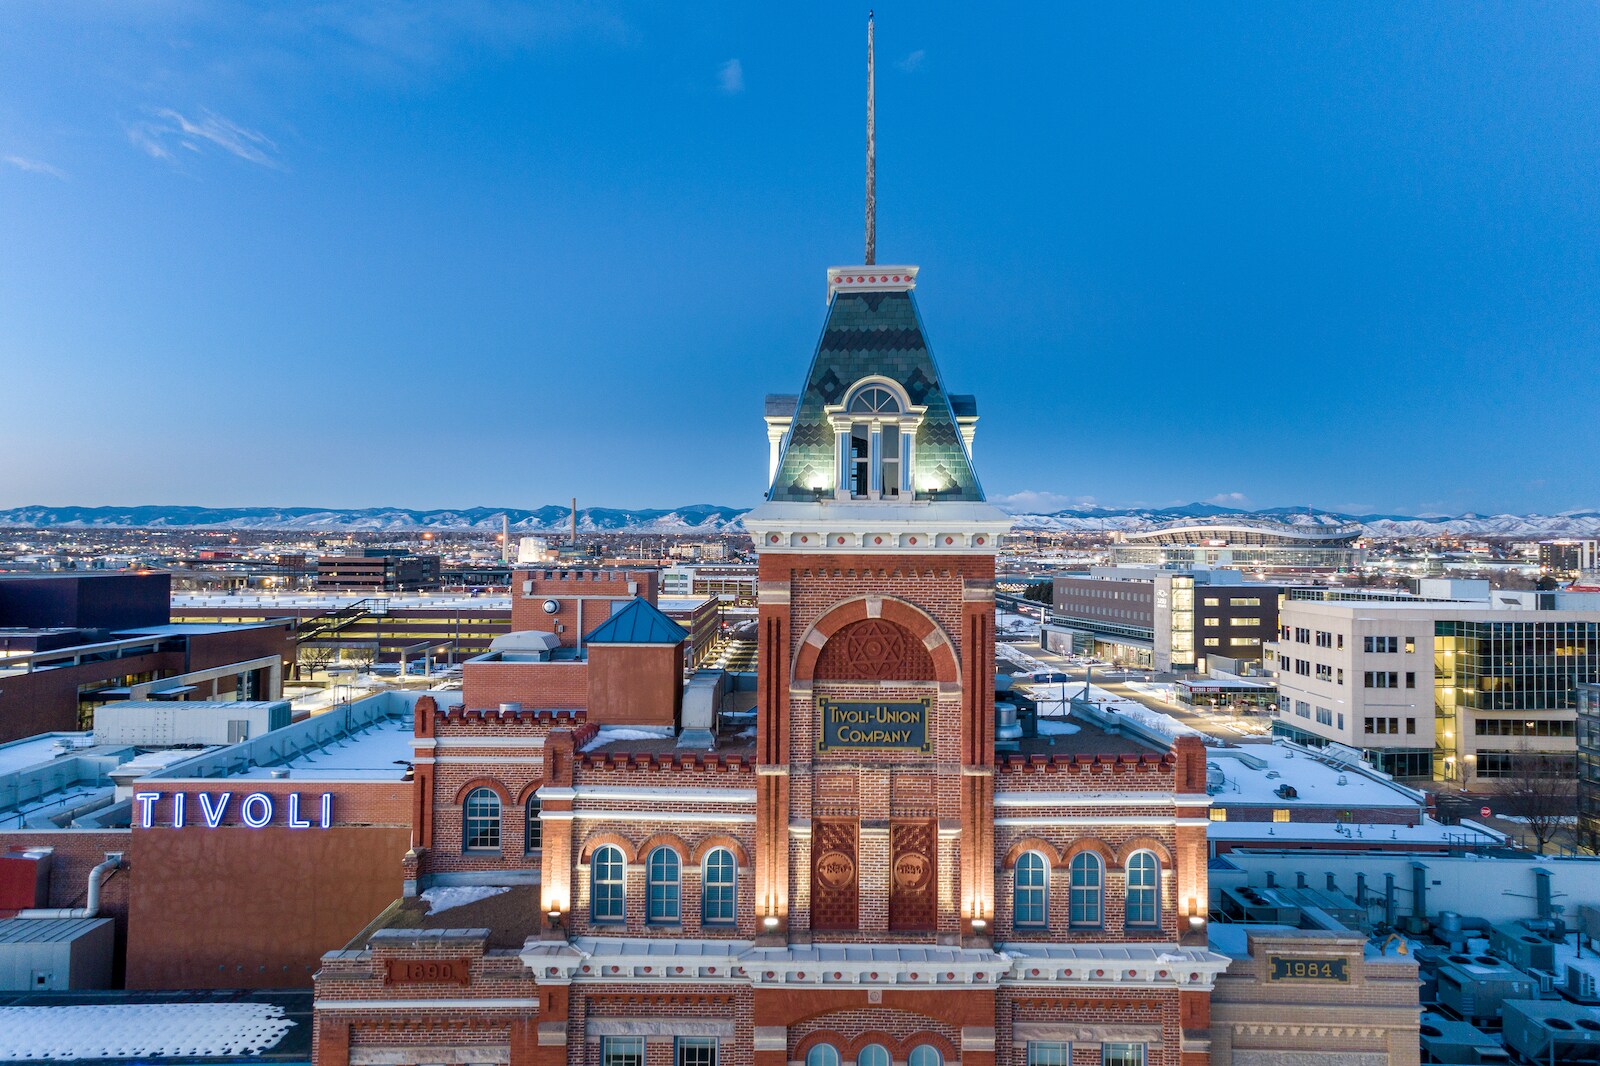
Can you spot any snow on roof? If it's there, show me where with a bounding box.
[227,714,415,780]
[1207,741,1425,809]
[1210,818,1501,846]
[0,1002,294,1060]
[0,733,101,776]
[173,592,512,610]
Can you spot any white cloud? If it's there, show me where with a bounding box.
[1204,491,1250,507]
[718,58,744,94]
[897,49,925,73]
[4,155,67,180]
[993,490,1099,515]
[127,108,281,169]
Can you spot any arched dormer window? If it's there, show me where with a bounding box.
[825,378,925,501]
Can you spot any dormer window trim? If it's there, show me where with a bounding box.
[823,377,926,501]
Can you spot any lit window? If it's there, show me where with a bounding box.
[462,787,501,851]
[647,847,681,924]
[1125,851,1159,927]
[1014,851,1049,928]
[1273,809,1291,822]
[590,845,626,924]
[525,795,541,852]
[1209,808,1227,822]
[702,848,737,925]
[1068,852,1102,927]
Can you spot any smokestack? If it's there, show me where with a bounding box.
[501,513,510,564]
[570,498,578,547]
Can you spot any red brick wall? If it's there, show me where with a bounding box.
[463,660,589,711]
[512,569,661,645]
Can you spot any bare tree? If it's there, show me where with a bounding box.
[1493,747,1578,854]
[298,642,337,679]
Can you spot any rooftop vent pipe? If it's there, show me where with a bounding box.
[18,852,123,919]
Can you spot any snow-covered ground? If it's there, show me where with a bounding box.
[0,1002,293,1059]
[422,885,512,914]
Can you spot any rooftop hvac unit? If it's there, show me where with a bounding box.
[1418,1013,1510,1065]
[1501,999,1600,1064]
[1435,956,1538,1027]
[1488,921,1558,973]
[1219,886,1303,926]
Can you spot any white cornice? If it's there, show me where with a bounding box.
[745,500,1011,556]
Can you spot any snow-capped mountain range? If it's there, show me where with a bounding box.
[3,503,1600,538]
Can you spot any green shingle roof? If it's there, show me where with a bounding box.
[768,289,984,503]
[583,597,688,646]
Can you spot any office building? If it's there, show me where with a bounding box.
[315,550,442,592]
[1579,682,1600,853]
[1049,568,1281,673]
[1539,539,1600,579]
[1269,581,1600,784]
[0,572,295,743]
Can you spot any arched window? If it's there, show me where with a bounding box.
[835,380,918,500]
[1068,851,1103,927]
[858,1045,891,1066]
[590,845,626,924]
[646,847,681,924]
[525,795,542,853]
[462,787,501,851]
[1126,851,1160,927]
[908,1046,942,1066]
[847,385,902,414]
[702,848,737,926]
[1014,851,1049,929]
[805,1045,840,1066]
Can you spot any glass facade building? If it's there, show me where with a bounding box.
[1578,683,1600,853]
[1434,619,1598,781]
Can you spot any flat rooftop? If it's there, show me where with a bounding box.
[173,593,512,611]
[228,714,414,781]
[1207,741,1424,809]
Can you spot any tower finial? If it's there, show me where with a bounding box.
[865,10,876,266]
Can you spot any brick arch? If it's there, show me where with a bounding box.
[452,778,511,805]
[638,833,691,863]
[691,835,751,867]
[1002,838,1063,869]
[899,1032,959,1063]
[845,1032,901,1059]
[793,1032,852,1063]
[1062,838,1116,867]
[515,779,545,805]
[1113,837,1174,869]
[578,833,637,864]
[793,596,959,685]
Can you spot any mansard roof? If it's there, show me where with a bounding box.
[767,282,984,503]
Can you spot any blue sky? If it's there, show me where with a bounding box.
[2,3,1597,516]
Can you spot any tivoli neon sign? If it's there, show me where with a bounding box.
[134,791,333,829]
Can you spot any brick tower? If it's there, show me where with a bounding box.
[743,266,1015,1056]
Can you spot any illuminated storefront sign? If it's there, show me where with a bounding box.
[133,791,333,829]
[817,698,930,752]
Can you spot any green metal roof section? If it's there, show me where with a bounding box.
[768,289,984,503]
[583,597,688,645]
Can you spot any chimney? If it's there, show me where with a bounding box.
[570,498,578,547]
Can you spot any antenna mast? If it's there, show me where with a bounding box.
[865,11,876,266]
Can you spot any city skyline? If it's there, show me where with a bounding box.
[3,3,1598,515]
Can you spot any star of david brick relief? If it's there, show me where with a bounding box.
[814,619,936,681]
